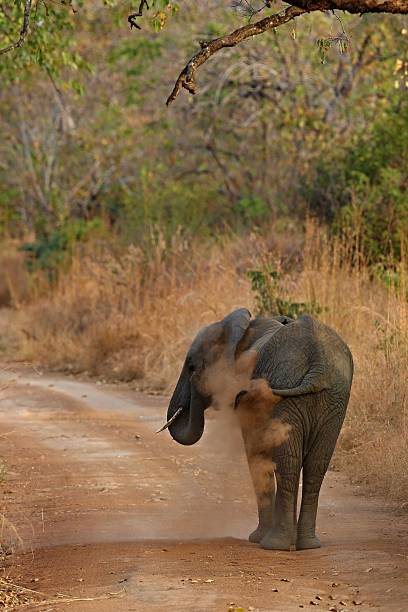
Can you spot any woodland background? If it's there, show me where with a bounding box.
[0,1,407,503]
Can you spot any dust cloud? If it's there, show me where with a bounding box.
[201,349,258,413]
[248,456,277,498]
[163,351,291,539]
[190,351,285,532]
[201,363,292,515]
[236,378,281,432]
[262,419,291,449]
[198,349,258,479]
[186,350,260,536]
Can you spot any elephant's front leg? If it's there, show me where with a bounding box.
[247,453,276,543]
[236,379,281,544]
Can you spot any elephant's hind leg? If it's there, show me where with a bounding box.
[296,417,342,550]
[259,450,301,551]
[296,468,324,550]
[247,454,276,543]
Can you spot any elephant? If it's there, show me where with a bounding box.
[162,308,353,551]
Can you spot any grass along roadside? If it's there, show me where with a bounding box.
[0,372,31,610]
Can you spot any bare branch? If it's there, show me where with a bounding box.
[0,0,32,56]
[166,5,308,106]
[232,0,275,20]
[128,0,150,30]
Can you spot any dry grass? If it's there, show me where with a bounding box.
[0,248,30,308]
[9,222,408,504]
[0,578,39,609]
[292,223,408,504]
[0,465,34,610]
[15,234,259,389]
[0,579,125,610]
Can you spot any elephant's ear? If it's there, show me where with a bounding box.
[222,308,252,360]
[257,315,328,397]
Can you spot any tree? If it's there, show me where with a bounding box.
[1,0,406,254]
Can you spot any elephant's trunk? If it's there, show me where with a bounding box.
[167,364,209,446]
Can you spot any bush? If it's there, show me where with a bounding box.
[247,268,323,318]
[20,218,105,278]
[303,95,408,262]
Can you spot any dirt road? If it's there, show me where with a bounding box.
[0,369,407,611]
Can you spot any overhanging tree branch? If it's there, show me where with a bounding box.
[0,0,32,56]
[166,0,408,105]
[166,5,309,106]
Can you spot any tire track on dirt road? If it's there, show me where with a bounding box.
[0,370,407,611]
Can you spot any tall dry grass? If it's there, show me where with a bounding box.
[16,234,257,389]
[0,248,30,308]
[294,224,408,504]
[11,222,408,504]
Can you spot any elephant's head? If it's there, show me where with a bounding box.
[164,308,256,446]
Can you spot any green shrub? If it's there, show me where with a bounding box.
[302,96,407,263]
[248,268,323,318]
[20,218,104,278]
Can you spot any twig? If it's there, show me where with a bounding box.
[128,0,149,30]
[0,0,32,56]
[0,581,49,598]
[166,5,308,106]
[232,0,274,20]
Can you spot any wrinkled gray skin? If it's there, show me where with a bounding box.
[166,308,353,551]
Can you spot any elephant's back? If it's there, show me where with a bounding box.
[253,316,316,390]
[253,314,353,394]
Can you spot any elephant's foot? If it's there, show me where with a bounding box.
[248,525,271,543]
[259,530,292,551]
[296,534,321,550]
